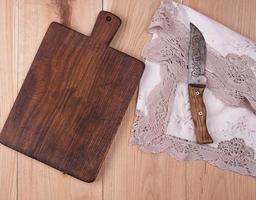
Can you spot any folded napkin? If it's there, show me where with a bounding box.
[132,0,256,176]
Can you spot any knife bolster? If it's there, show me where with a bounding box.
[188,84,213,144]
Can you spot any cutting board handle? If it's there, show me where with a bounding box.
[91,11,121,46]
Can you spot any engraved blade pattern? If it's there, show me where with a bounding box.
[188,23,207,85]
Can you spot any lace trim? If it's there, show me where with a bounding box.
[144,0,256,111]
[131,0,256,177]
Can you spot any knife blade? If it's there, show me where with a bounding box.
[188,23,213,144]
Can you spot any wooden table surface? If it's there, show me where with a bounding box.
[1,0,256,199]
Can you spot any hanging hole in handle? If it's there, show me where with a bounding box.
[106,16,112,22]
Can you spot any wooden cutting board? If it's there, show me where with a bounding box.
[0,11,144,183]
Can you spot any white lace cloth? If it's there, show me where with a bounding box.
[132,0,256,177]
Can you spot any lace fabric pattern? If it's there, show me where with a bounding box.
[131,0,256,177]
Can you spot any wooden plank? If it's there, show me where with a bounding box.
[186,161,256,200]
[1,0,256,199]
[103,0,256,200]
[102,0,186,200]
[0,0,18,199]
[183,0,256,41]
[16,0,103,199]
[182,0,256,200]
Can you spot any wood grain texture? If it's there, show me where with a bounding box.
[0,0,18,199]
[1,0,256,199]
[183,1,256,200]
[0,10,144,183]
[103,1,186,200]
[183,0,256,41]
[17,0,103,199]
[188,84,213,144]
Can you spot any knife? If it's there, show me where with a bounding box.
[188,23,213,144]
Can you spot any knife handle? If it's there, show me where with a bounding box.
[188,84,213,144]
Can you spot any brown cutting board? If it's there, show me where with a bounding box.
[0,11,144,183]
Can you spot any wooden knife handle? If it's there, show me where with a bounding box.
[188,84,213,144]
